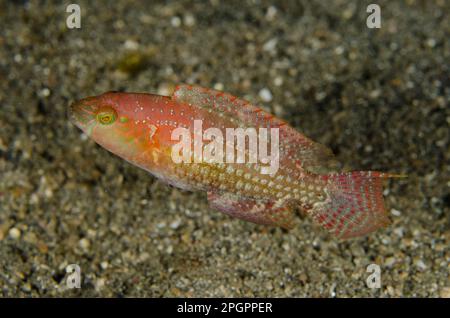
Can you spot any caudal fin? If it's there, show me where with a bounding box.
[309,171,404,239]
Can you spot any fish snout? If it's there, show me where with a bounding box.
[69,97,99,130]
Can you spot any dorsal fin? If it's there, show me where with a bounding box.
[172,84,339,173]
[173,84,286,127]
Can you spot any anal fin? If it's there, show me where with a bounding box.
[207,192,295,229]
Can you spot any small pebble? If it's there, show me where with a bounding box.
[259,88,273,102]
[369,89,381,99]
[100,261,109,270]
[184,14,196,27]
[440,287,450,298]
[334,46,344,55]
[123,39,139,50]
[414,258,427,271]
[273,77,283,86]
[9,228,21,240]
[79,238,90,250]
[266,6,277,21]
[393,227,404,237]
[329,283,337,297]
[39,88,50,97]
[171,16,181,27]
[426,38,436,48]
[263,38,278,52]
[14,54,22,63]
[384,257,396,267]
[157,82,175,96]
[95,278,106,291]
[213,82,224,91]
[315,91,327,101]
[170,219,181,230]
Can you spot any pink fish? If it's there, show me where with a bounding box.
[69,84,403,238]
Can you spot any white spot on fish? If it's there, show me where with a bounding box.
[149,124,157,142]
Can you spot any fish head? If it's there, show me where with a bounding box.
[69,92,151,159]
[69,92,127,138]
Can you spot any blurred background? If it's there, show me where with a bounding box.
[0,0,448,297]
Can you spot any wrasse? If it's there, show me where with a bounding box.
[69,85,402,239]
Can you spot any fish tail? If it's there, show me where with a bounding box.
[309,171,405,239]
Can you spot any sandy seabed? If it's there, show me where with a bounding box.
[0,0,448,297]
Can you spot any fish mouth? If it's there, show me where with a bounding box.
[69,97,98,126]
[69,97,99,132]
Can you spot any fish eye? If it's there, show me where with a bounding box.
[96,107,117,125]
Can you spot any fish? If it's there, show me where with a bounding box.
[69,84,403,239]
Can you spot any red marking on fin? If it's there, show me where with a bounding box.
[308,171,402,239]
